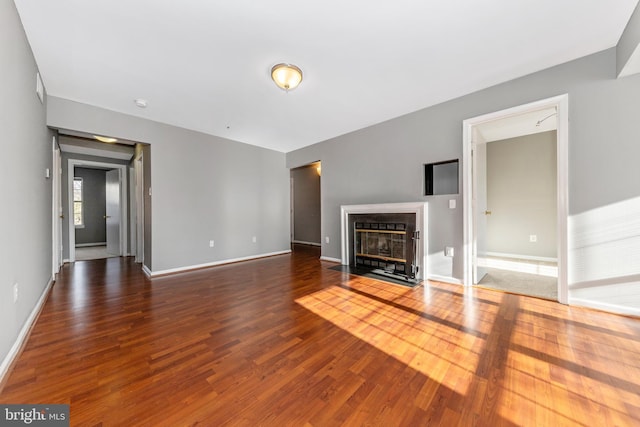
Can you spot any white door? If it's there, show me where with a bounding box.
[474,143,488,284]
[106,169,121,256]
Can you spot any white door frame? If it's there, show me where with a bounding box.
[129,166,136,257]
[134,153,144,263]
[68,159,128,262]
[462,94,569,304]
[52,136,63,275]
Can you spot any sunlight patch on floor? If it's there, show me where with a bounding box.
[478,256,557,277]
[295,282,487,394]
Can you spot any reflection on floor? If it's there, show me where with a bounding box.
[477,256,558,300]
[75,245,117,261]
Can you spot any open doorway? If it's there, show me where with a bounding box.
[69,161,128,262]
[290,161,321,251]
[55,133,151,269]
[463,95,569,303]
[72,166,119,260]
[476,130,558,299]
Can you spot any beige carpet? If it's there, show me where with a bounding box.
[75,245,118,261]
[478,267,557,300]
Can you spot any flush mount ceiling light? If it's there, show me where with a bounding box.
[271,63,303,91]
[94,135,118,143]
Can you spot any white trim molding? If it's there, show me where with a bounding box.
[483,252,557,263]
[146,250,292,277]
[0,276,54,385]
[75,242,107,248]
[569,298,640,318]
[428,274,464,285]
[142,264,152,277]
[340,202,428,281]
[320,256,341,263]
[292,240,321,247]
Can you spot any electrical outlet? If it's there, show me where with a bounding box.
[529,235,537,242]
[252,236,257,243]
[449,200,456,209]
[445,247,454,257]
[13,283,18,303]
[325,236,330,244]
[209,240,214,248]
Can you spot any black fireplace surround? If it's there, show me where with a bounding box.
[348,213,419,283]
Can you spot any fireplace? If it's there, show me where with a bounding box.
[341,203,428,282]
[351,214,418,281]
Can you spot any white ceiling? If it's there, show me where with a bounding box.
[14,0,639,153]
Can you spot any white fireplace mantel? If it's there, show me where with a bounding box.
[340,202,428,280]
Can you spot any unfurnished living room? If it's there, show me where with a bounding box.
[2,1,640,425]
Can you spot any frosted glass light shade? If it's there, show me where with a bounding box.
[94,135,118,143]
[271,63,303,91]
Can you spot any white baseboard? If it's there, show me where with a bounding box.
[147,250,292,277]
[292,240,321,247]
[142,264,152,277]
[75,242,106,248]
[319,256,341,263]
[484,252,557,263]
[428,274,464,285]
[569,297,640,317]
[0,276,54,386]
[63,258,70,264]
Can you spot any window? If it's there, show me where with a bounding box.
[73,177,84,227]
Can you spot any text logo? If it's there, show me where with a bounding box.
[0,405,69,426]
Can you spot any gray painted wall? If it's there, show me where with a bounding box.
[287,48,640,311]
[431,161,459,195]
[48,98,291,273]
[291,164,321,244]
[74,167,107,245]
[486,131,557,258]
[0,0,53,373]
[617,1,640,76]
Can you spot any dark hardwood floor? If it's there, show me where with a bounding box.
[2,244,640,426]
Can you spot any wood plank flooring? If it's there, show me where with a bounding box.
[2,244,640,426]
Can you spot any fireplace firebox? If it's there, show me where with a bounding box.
[349,213,419,283]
